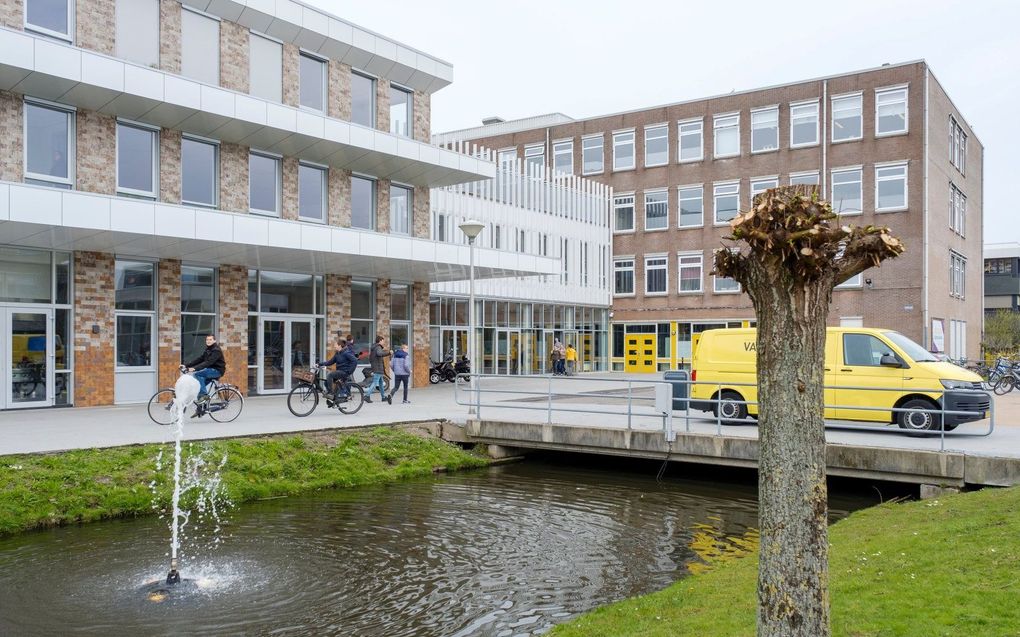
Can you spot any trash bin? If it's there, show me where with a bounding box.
[663,370,689,411]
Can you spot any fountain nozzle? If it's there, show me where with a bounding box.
[166,558,181,585]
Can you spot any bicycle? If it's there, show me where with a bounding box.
[977,357,1013,392]
[993,361,1020,396]
[287,365,365,417]
[147,365,245,425]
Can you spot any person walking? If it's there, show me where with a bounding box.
[365,335,392,404]
[390,344,412,404]
[551,338,565,376]
[565,343,578,376]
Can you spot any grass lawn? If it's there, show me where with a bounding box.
[0,427,488,536]
[551,485,1020,637]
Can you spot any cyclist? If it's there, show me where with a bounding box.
[185,334,226,405]
[318,338,358,405]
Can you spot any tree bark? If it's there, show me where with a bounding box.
[748,261,833,637]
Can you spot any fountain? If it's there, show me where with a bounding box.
[166,373,200,586]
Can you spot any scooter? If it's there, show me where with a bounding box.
[429,354,454,384]
[452,355,470,381]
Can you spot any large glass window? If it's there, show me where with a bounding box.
[751,107,779,153]
[250,33,283,102]
[115,0,159,66]
[613,130,635,171]
[678,252,703,293]
[26,0,71,40]
[714,274,740,293]
[249,152,280,215]
[181,136,218,207]
[678,119,703,162]
[713,114,739,158]
[115,261,154,310]
[876,87,908,136]
[789,171,820,186]
[351,280,375,359]
[950,252,966,299]
[259,271,314,314]
[750,177,778,201]
[831,168,862,214]
[181,265,216,364]
[582,135,603,174]
[351,72,375,127]
[790,101,819,147]
[832,94,863,141]
[678,186,703,228]
[24,101,73,189]
[0,247,51,303]
[553,140,573,175]
[950,116,967,174]
[713,182,739,224]
[875,163,907,211]
[645,256,667,294]
[390,85,412,137]
[644,190,668,230]
[391,283,411,321]
[181,7,219,85]
[351,175,375,230]
[115,260,155,368]
[614,259,634,295]
[644,125,668,167]
[950,184,967,236]
[300,53,326,112]
[389,184,411,235]
[613,194,634,233]
[298,163,327,222]
[524,145,545,172]
[116,122,157,198]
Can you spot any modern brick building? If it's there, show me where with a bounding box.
[436,61,984,371]
[0,0,556,409]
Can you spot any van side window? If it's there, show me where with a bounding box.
[843,334,894,367]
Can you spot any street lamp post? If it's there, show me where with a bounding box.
[459,220,485,415]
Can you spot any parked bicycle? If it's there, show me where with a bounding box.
[147,365,245,425]
[974,357,1014,391]
[992,361,1020,396]
[287,364,365,417]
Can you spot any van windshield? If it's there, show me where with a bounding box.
[883,331,937,362]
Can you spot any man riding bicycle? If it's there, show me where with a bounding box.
[318,338,358,404]
[185,334,226,405]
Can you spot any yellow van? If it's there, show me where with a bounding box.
[688,327,989,431]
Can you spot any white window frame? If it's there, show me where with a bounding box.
[874,162,908,212]
[180,133,219,208]
[644,189,669,232]
[613,129,636,171]
[835,273,863,289]
[298,160,328,223]
[351,70,376,128]
[750,176,779,200]
[644,254,668,296]
[949,251,966,299]
[298,50,328,113]
[389,82,413,138]
[581,134,604,175]
[875,85,908,137]
[677,251,703,294]
[677,184,704,229]
[644,124,669,167]
[613,257,635,297]
[249,31,283,103]
[553,139,573,175]
[950,183,967,237]
[677,117,703,163]
[388,182,413,235]
[248,149,282,216]
[788,170,820,186]
[613,193,635,234]
[115,119,159,200]
[713,113,740,158]
[713,250,742,294]
[25,0,74,42]
[831,92,863,143]
[789,100,819,148]
[23,97,76,189]
[713,181,740,226]
[750,106,779,154]
[830,166,863,216]
[524,143,545,173]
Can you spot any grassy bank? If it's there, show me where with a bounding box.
[551,485,1020,636]
[0,427,488,536]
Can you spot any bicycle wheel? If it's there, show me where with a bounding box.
[287,383,319,417]
[338,383,364,415]
[993,376,1015,396]
[208,387,244,422]
[148,388,177,425]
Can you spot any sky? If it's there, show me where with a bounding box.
[306,0,1018,243]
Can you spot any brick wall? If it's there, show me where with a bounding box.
[376,78,390,134]
[282,156,299,220]
[76,111,116,195]
[376,178,390,233]
[218,265,248,395]
[160,128,182,204]
[0,91,22,182]
[412,282,430,387]
[159,0,181,74]
[376,278,391,376]
[74,251,115,406]
[0,0,21,28]
[326,274,351,339]
[220,143,248,212]
[282,43,300,108]
[157,259,182,390]
[220,21,249,93]
[328,168,351,226]
[76,0,115,54]
[413,185,429,238]
[413,91,430,141]
[328,61,352,121]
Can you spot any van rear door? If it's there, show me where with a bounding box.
[833,332,903,423]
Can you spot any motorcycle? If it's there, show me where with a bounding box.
[452,355,470,381]
[429,354,455,384]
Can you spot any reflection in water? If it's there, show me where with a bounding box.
[0,460,871,636]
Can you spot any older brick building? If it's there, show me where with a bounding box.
[0,0,556,408]
[438,61,983,370]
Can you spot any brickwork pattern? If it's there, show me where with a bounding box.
[282,43,300,108]
[412,282,430,387]
[76,111,116,195]
[157,259,182,390]
[76,0,115,54]
[218,265,248,395]
[220,21,249,93]
[376,279,391,377]
[328,61,352,121]
[413,185,430,238]
[376,78,390,134]
[0,91,23,182]
[159,0,182,74]
[0,0,21,29]
[325,274,351,340]
[73,251,115,406]
[220,143,248,212]
[328,168,351,227]
[376,179,391,233]
[413,91,430,141]
[160,128,182,204]
[282,156,299,220]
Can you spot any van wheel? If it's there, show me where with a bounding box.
[714,390,748,424]
[897,398,941,431]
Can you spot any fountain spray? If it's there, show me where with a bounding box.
[166,373,200,585]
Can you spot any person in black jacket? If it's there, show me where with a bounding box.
[186,334,226,403]
[318,339,358,403]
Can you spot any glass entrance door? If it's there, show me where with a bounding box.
[4,308,53,409]
[259,318,315,394]
[505,330,521,375]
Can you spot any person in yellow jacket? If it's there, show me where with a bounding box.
[565,343,578,376]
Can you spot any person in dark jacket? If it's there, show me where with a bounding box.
[186,334,226,402]
[389,344,412,404]
[318,339,358,402]
[365,335,392,404]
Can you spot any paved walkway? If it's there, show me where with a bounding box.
[1,373,1017,457]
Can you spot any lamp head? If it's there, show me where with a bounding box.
[459,220,485,242]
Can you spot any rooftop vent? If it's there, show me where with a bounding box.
[481,116,505,125]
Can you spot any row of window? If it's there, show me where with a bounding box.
[22,97,415,232]
[25,0,414,137]
[984,258,1015,276]
[949,183,968,237]
[519,87,908,176]
[611,163,908,232]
